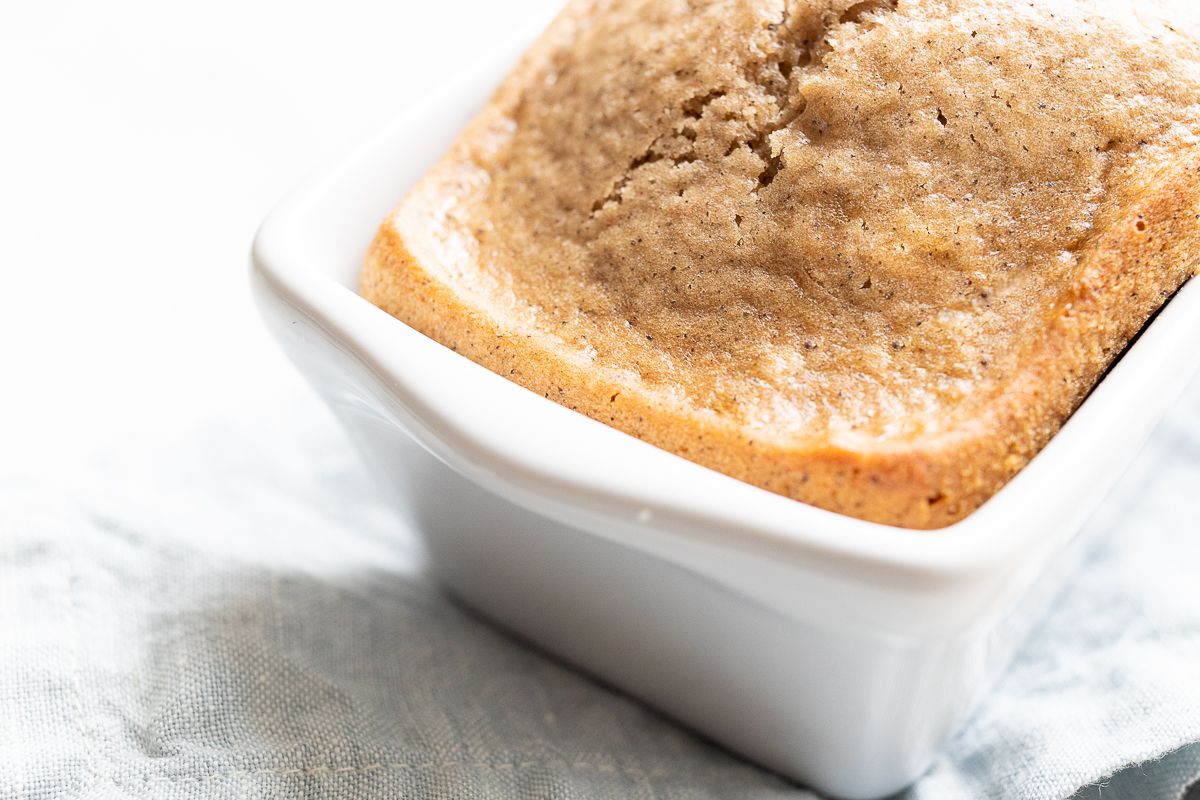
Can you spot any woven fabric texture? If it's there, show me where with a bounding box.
[2,376,1198,800]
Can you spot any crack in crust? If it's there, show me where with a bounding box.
[589,90,727,216]
[749,0,899,189]
[587,0,901,214]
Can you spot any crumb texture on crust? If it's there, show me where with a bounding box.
[363,0,1200,528]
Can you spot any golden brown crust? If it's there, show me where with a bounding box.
[364,154,1199,528]
[362,0,1200,528]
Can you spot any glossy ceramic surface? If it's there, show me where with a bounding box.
[251,65,1200,799]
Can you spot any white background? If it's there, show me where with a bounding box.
[0,0,560,467]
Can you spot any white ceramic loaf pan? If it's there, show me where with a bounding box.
[250,61,1200,799]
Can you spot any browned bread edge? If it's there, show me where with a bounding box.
[362,152,1200,529]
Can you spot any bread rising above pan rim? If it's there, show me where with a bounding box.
[363,149,1200,529]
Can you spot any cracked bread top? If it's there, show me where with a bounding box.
[363,0,1200,528]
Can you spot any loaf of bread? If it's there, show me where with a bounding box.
[363,0,1200,528]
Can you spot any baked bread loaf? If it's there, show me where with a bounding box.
[363,0,1200,528]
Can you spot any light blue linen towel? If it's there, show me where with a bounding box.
[2,375,1198,800]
